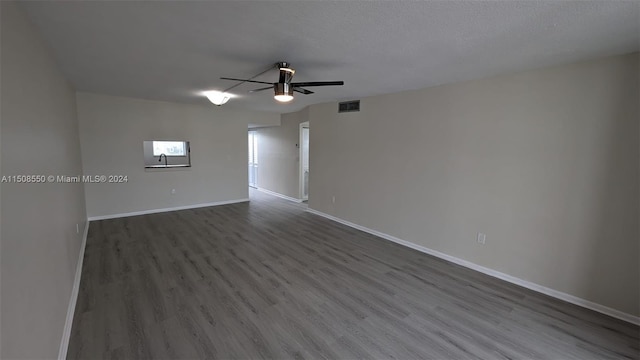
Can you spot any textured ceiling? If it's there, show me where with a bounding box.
[19,1,639,113]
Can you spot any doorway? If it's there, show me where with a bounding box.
[248,130,258,188]
[299,122,309,200]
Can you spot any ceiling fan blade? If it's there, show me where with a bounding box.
[220,77,274,85]
[249,86,274,93]
[290,81,344,87]
[293,87,314,95]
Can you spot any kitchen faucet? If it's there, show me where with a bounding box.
[158,153,168,167]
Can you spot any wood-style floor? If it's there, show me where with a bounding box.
[68,189,639,359]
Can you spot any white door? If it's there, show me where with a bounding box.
[248,131,258,188]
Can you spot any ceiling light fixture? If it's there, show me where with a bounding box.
[274,83,293,102]
[203,91,233,106]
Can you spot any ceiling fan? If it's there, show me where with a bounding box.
[219,62,344,104]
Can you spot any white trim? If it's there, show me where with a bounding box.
[256,187,303,203]
[87,198,249,221]
[306,208,640,326]
[58,221,90,360]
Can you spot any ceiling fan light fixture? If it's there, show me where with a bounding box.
[220,61,345,104]
[203,90,233,106]
[274,83,294,103]
[274,94,294,102]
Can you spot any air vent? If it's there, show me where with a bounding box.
[338,100,360,113]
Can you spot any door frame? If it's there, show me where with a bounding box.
[299,122,309,200]
[248,130,258,188]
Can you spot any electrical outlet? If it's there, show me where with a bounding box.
[477,232,486,245]
[332,195,335,203]
[171,188,176,194]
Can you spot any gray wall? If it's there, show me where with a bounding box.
[77,92,280,218]
[0,2,87,358]
[255,108,309,199]
[308,53,639,317]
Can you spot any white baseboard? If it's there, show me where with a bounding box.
[256,187,303,203]
[306,208,640,326]
[87,198,249,221]
[58,220,90,359]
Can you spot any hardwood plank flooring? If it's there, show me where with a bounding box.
[68,189,639,359]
